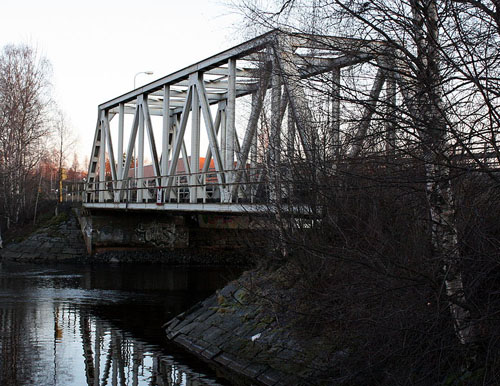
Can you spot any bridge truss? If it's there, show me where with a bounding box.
[83,30,397,213]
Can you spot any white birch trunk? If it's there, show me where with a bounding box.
[415,0,477,346]
[425,161,476,345]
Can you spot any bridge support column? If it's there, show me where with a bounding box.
[77,209,269,257]
[78,210,189,254]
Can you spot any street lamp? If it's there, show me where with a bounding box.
[134,71,154,88]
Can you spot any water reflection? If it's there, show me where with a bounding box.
[0,263,232,386]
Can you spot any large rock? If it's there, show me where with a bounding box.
[0,209,87,262]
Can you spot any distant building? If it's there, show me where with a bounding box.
[129,157,216,179]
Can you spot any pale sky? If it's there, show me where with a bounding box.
[0,0,242,166]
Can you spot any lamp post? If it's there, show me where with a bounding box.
[134,71,154,89]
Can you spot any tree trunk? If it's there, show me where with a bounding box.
[415,0,477,347]
[425,160,476,345]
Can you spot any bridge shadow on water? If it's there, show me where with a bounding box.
[0,262,240,386]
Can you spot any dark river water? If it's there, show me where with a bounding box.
[0,262,238,386]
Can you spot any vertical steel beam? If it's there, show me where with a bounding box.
[250,108,258,203]
[225,58,236,183]
[116,105,124,202]
[169,116,179,200]
[117,103,124,184]
[220,106,227,169]
[98,120,106,203]
[270,55,282,203]
[137,95,145,202]
[385,71,396,153]
[142,95,161,182]
[162,85,171,187]
[190,73,200,203]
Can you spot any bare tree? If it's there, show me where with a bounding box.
[0,44,52,228]
[52,111,75,214]
[232,0,500,382]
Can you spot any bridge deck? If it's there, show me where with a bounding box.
[84,202,269,214]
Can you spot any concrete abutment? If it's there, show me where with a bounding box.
[77,208,267,256]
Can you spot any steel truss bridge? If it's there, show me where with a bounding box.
[85,29,477,214]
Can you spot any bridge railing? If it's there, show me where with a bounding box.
[84,141,500,209]
[450,140,500,170]
[83,167,276,206]
[63,182,85,203]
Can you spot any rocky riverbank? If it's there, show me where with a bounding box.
[165,269,348,386]
[0,209,87,262]
[0,208,251,266]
